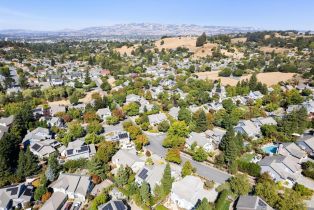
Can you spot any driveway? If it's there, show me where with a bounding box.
[145,133,231,184]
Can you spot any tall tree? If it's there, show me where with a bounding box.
[161,163,173,195]
[195,110,208,132]
[140,181,151,206]
[181,161,194,177]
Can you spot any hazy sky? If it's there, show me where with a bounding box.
[1,0,313,31]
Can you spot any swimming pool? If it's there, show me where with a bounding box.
[262,145,278,154]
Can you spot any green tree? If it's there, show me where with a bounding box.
[195,110,208,132]
[158,120,170,132]
[196,32,207,47]
[90,193,109,210]
[161,163,173,195]
[88,157,109,180]
[196,198,212,210]
[115,166,129,187]
[193,147,208,162]
[45,152,60,182]
[123,102,140,116]
[278,189,306,210]
[229,174,251,195]
[140,181,151,206]
[87,121,103,134]
[165,148,181,164]
[181,161,194,177]
[178,107,192,123]
[84,70,91,85]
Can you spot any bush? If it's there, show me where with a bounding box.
[165,148,181,164]
[218,68,232,77]
[238,161,261,177]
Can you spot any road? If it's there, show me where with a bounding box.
[145,133,231,184]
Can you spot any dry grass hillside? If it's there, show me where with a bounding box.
[195,71,296,86]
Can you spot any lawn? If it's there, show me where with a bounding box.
[239,153,255,163]
[155,205,169,210]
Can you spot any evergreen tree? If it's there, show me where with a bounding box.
[140,181,151,206]
[196,32,207,47]
[45,152,59,182]
[16,149,26,180]
[84,70,91,85]
[195,110,208,132]
[24,147,39,177]
[161,163,173,195]
[249,73,258,90]
[88,158,109,180]
[196,198,212,210]
[115,166,129,187]
[181,161,194,177]
[178,107,192,123]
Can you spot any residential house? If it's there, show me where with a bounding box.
[0,115,14,127]
[258,155,301,182]
[248,91,264,100]
[236,195,273,210]
[104,131,132,149]
[297,136,314,156]
[186,132,214,152]
[112,149,145,173]
[49,105,66,116]
[148,113,168,126]
[98,200,127,210]
[206,127,227,146]
[0,183,33,210]
[234,120,261,139]
[61,139,96,161]
[277,143,307,161]
[251,117,277,127]
[30,139,60,159]
[171,176,213,210]
[126,94,141,103]
[90,179,113,197]
[39,192,67,210]
[135,164,166,192]
[96,108,112,121]
[169,107,180,120]
[22,127,51,147]
[50,173,93,201]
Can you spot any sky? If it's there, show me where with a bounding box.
[0,0,313,31]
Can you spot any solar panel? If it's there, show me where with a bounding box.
[138,168,148,180]
[67,149,74,156]
[31,143,41,151]
[103,203,113,210]
[6,187,18,195]
[23,188,33,196]
[118,133,128,139]
[77,145,89,153]
[114,201,126,210]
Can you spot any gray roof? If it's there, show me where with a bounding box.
[112,149,143,167]
[98,200,127,210]
[39,192,67,210]
[236,195,273,210]
[136,164,165,190]
[0,115,14,126]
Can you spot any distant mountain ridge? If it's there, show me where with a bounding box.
[0,23,260,40]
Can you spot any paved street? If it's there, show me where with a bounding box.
[145,133,231,184]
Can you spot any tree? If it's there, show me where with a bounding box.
[249,73,258,90]
[278,189,306,210]
[193,147,208,162]
[158,120,170,132]
[90,193,109,210]
[219,128,242,164]
[68,121,85,138]
[160,163,173,195]
[178,108,192,123]
[196,198,212,210]
[85,133,104,144]
[123,102,140,116]
[229,174,251,195]
[195,110,208,132]
[127,125,142,140]
[165,148,181,164]
[88,157,109,180]
[101,79,111,91]
[182,161,194,177]
[45,152,59,182]
[84,70,91,85]
[140,181,151,206]
[69,94,79,105]
[115,166,129,187]
[87,121,103,134]
[196,32,207,47]
[96,141,118,163]
[168,121,189,137]
[134,134,149,151]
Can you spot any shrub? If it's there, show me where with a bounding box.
[238,161,261,177]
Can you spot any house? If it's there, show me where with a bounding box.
[171,176,213,210]
[186,132,214,152]
[49,105,66,116]
[112,149,145,173]
[96,108,111,120]
[126,94,141,103]
[30,139,60,159]
[135,164,166,192]
[234,120,261,139]
[46,117,63,128]
[62,139,96,161]
[277,143,307,161]
[98,200,127,210]
[104,131,132,149]
[169,107,180,120]
[251,117,277,127]
[90,179,113,197]
[22,127,51,147]
[206,127,227,146]
[109,187,126,200]
[208,102,223,111]
[248,91,264,100]
[297,136,314,156]
[39,192,67,210]
[49,173,93,201]
[0,115,14,127]
[0,183,33,210]
[236,195,273,210]
[258,155,301,182]
[148,113,167,126]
